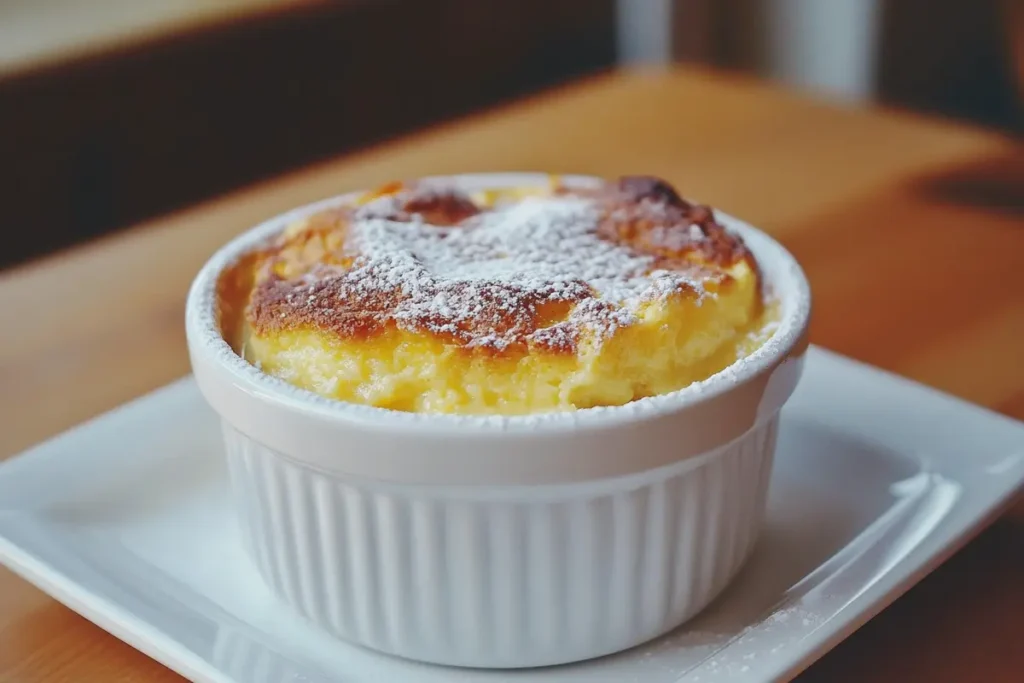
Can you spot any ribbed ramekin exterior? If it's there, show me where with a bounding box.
[221,417,779,668]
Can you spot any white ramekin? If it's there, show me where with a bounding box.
[185,173,811,669]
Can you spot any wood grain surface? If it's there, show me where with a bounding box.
[1,67,1022,682]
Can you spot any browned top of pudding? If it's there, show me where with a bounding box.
[222,175,759,355]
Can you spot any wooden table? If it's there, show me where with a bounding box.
[1,67,1022,681]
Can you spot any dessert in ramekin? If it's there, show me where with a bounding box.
[186,173,811,668]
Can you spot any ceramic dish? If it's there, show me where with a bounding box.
[184,172,812,668]
[2,348,1023,682]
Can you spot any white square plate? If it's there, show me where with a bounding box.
[1,346,1023,683]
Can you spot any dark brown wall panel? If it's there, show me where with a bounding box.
[0,0,615,267]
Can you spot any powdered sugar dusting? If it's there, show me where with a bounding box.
[306,194,716,351]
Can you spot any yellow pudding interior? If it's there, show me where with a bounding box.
[218,176,774,415]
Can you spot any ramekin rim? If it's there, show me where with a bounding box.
[185,172,811,436]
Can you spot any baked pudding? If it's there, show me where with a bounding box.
[216,175,774,415]
[187,171,811,668]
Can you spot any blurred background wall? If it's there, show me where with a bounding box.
[1,0,1019,269]
[0,0,616,267]
[661,0,1020,130]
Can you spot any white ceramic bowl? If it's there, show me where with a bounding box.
[185,173,811,669]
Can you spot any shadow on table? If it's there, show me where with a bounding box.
[908,149,1024,217]
[773,152,1024,374]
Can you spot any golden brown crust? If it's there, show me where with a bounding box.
[249,271,591,355]
[227,176,757,355]
[354,184,481,225]
[565,175,753,267]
